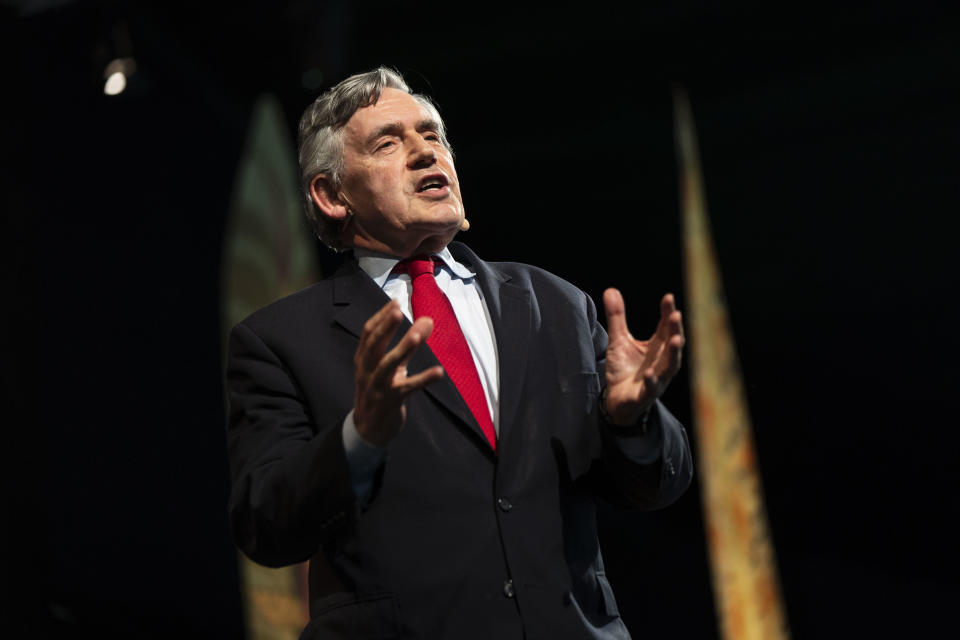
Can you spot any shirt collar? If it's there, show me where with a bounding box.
[355,246,475,289]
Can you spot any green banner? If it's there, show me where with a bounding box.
[222,94,320,639]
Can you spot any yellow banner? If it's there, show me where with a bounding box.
[674,87,790,640]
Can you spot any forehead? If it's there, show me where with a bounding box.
[344,88,434,140]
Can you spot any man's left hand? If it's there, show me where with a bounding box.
[602,289,685,426]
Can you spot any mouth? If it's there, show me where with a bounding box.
[416,173,450,194]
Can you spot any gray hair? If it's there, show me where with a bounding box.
[297,67,452,250]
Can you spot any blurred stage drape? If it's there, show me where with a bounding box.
[221,94,318,639]
[675,88,791,640]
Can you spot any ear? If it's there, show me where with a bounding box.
[309,174,349,223]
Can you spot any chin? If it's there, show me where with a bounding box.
[415,208,463,229]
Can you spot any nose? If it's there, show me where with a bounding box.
[407,134,437,169]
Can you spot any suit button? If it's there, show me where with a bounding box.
[503,579,515,598]
[497,497,513,512]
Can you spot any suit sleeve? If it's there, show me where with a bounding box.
[225,321,356,567]
[584,291,694,510]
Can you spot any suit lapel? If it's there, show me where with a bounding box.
[331,255,490,453]
[331,258,390,339]
[450,244,531,449]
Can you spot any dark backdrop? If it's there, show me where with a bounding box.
[4,1,958,638]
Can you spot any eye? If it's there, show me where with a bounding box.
[424,133,440,142]
[376,140,395,151]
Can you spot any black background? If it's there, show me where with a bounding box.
[4,1,959,638]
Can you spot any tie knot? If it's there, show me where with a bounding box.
[394,256,436,279]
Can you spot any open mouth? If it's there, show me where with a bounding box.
[417,174,449,193]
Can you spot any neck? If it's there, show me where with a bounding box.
[346,227,456,259]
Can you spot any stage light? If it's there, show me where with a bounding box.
[103,57,136,96]
[104,71,126,95]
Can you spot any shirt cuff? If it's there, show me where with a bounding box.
[341,409,388,500]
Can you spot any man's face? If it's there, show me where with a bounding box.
[338,88,465,256]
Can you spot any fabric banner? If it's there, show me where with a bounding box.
[674,87,791,640]
[221,94,320,639]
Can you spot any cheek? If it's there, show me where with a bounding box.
[450,178,465,204]
[343,169,376,202]
[376,166,409,195]
[443,160,462,195]
[369,171,413,215]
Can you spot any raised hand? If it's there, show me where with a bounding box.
[602,289,685,426]
[353,300,445,445]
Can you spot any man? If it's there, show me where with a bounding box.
[227,67,692,640]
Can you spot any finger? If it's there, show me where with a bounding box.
[666,310,684,339]
[603,288,630,341]
[359,300,401,350]
[669,333,684,364]
[397,365,445,394]
[663,308,685,360]
[656,333,684,379]
[660,292,677,317]
[376,317,435,383]
[641,367,659,401]
[358,300,404,372]
[655,293,677,341]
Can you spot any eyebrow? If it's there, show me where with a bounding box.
[365,119,440,147]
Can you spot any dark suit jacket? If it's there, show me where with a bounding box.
[226,242,693,640]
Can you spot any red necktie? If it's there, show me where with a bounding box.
[395,256,496,450]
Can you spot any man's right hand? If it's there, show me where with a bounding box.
[353,299,444,446]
